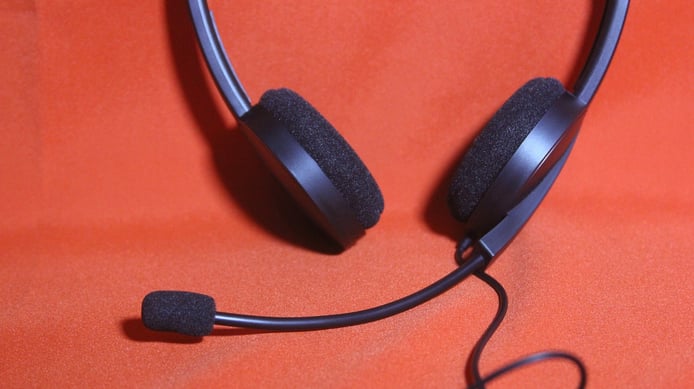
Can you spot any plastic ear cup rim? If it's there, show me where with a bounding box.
[258,89,384,229]
[448,78,566,223]
[239,105,365,249]
[464,91,587,237]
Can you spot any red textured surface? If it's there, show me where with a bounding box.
[1,1,692,387]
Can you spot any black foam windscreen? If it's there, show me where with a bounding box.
[258,88,384,229]
[141,291,216,337]
[448,78,566,222]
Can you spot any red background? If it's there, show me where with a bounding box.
[1,1,692,387]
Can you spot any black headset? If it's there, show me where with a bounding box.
[182,0,628,250]
[142,0,628,386]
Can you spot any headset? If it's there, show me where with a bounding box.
[141,0,628,386]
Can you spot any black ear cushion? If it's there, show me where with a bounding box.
[448,78,566,222]
[258,88,384,229]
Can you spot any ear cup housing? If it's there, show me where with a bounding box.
[448,78,566,224]
[237,88,383,248]
[258,89,384,229]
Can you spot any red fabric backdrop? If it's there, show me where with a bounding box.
[1,1,692,387]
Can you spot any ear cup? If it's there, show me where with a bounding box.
[258,88,384,229]
[448,78,566,222]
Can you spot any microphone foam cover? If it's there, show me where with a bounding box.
[141,291,216,337]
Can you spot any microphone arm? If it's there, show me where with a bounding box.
[214,253,486,331]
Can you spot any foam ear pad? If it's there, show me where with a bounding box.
[258,88,384,229]
[448,78,566,222]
